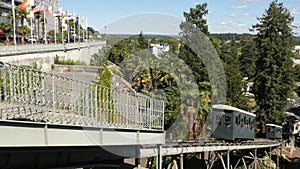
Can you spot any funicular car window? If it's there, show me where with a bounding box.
[240,115,244,127]
[276,128,281,134]
[235,116,239,127]
[267,127,271,133]
[216,115,221,126]
[225,116,231,127]
[251,120,255,129]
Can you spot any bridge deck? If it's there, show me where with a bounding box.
[140,141,283,157]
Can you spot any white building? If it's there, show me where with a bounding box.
[149,43,170,57]
[295,46,300,54]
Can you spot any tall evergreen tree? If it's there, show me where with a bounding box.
[239,34,258,79]
[220,41,244,108]
[138,31,147,49]
[179,3,216,139]
[252,1,295,132]
[183,3,209,35]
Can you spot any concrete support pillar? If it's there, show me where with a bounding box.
[180,153,184,169]
[135,145,141,168]
[156,144,162,169]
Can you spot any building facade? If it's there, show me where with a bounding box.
[0,0,23,22]
[0,0,60,37]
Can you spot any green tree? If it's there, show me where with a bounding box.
[252,0,295,132]
[40,12,47,42]
[17,9,28,26]
[0,22,12,43]
[220,41,244,108]
[138,31,147,49]
[7,7,20,40]
[18,25,30,44]
[179,2,213,139]
[239,34,258,79]
[0,2,3,17]
[183,3,209,35]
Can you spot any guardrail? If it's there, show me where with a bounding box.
[0,62,164,131]
[0,41,106,56]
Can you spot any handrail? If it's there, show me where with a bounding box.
[0,41,106,56]
[0,62,164,131]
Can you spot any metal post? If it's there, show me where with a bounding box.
[227,150,230,169]
[254,148,257,169]
[11,0,17,46]
[276,147,279,169]
[135,145,141,168]
[54,17,57,44]
[180,153,184,169]
[156,144,162,169]
[218,153,227,169]
[43,1,47,44]
[269,147,272,169]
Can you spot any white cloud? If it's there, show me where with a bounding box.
[232,5,248,9]
[242,0,260,2]
[192,2,200,6]
[290,8,300,15]
[208,20,251,33]
[229,13,251,17]
[229,13,238,17]
[219,21,248,27]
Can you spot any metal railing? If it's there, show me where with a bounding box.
[0,62,164,131]
[0,41,106,56]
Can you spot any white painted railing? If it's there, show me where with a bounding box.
[0,41,106,56]
[0,62,164,130]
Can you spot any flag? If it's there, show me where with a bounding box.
[32,2,44,14]
[82,16,84,25]
[45,6,53,14]
[69,12,76,19]
[61,11,67,19]
[28,11,34,18]
[53,7,62,16]
[18,0,31,10]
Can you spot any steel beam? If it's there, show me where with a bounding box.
[0,121,165,147]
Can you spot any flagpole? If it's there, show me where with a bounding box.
[43,1,47,44]
[61,15,64,44]
[67,10,70,44]
[11,0,17,45]
[54,16,57,44]
[73,14,76,44]
[78,15,80,43]
[86,17,88,42]
[82,16,85,42]
[30,17,33,44]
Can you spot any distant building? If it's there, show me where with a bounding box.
[0,0,23,22]
[295,46,300,54]
[35,0,60,31]
[0,0,60,37]
[149,43,170,57]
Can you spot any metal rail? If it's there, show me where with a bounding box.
[0,41,106,56]
[0,62,164,130]
[141,140,283,157]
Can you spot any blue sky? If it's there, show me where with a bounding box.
[60,0,300,35]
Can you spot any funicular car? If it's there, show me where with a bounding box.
[212,104,256,141]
